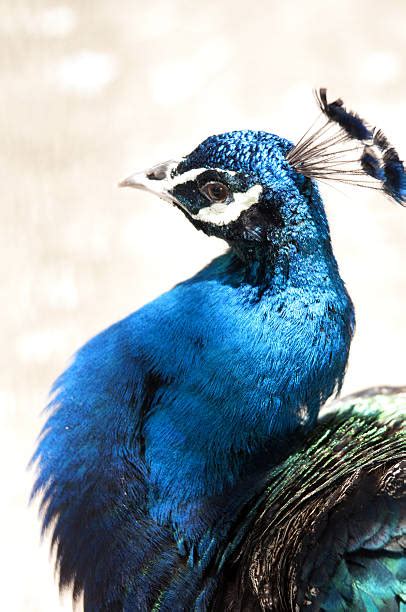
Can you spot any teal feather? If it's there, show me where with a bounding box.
[212,388,406,611]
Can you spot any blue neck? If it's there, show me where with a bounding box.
[142,186,353,540]
[143,235,352,539]
[35,185,354,608]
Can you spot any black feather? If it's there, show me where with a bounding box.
[287,89,406,206]
[211,388,406,611]
[316,88,373,141]
[360,146,385,182]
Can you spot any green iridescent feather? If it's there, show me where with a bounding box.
[212,388,406,611]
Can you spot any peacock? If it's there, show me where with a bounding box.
[32,89,405,611]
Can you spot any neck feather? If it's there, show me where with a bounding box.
[34,185,354,605]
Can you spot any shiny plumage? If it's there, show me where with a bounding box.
[32,91,405,611]
[214,388,406,611]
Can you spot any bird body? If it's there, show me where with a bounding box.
[33,91,405,610]
[34,243,353,608]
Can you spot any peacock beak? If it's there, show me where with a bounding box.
[119,160,178,204]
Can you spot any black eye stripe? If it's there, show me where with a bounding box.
[171,181,206,214]
[173,168,252,192]
[170,168,259,216]
[195,170,225,186]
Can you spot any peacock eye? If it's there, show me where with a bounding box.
[200,181,230,203]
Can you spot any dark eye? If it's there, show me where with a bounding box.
[200,181,230,203]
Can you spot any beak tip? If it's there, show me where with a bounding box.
[118,177,138,189]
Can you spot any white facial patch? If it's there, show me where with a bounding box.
[168,166,262,226]
[170,166,236,187]
[190,184,263,226]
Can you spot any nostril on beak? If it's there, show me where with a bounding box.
[146,164,168,181]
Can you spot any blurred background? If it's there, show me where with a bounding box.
[2,1,405,610]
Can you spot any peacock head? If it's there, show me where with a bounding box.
[120,130,303,247]
[120,90,405,254]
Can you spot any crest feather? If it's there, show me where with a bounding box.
[287,88,406,205]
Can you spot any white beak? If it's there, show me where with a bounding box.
[118,160,178,204]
